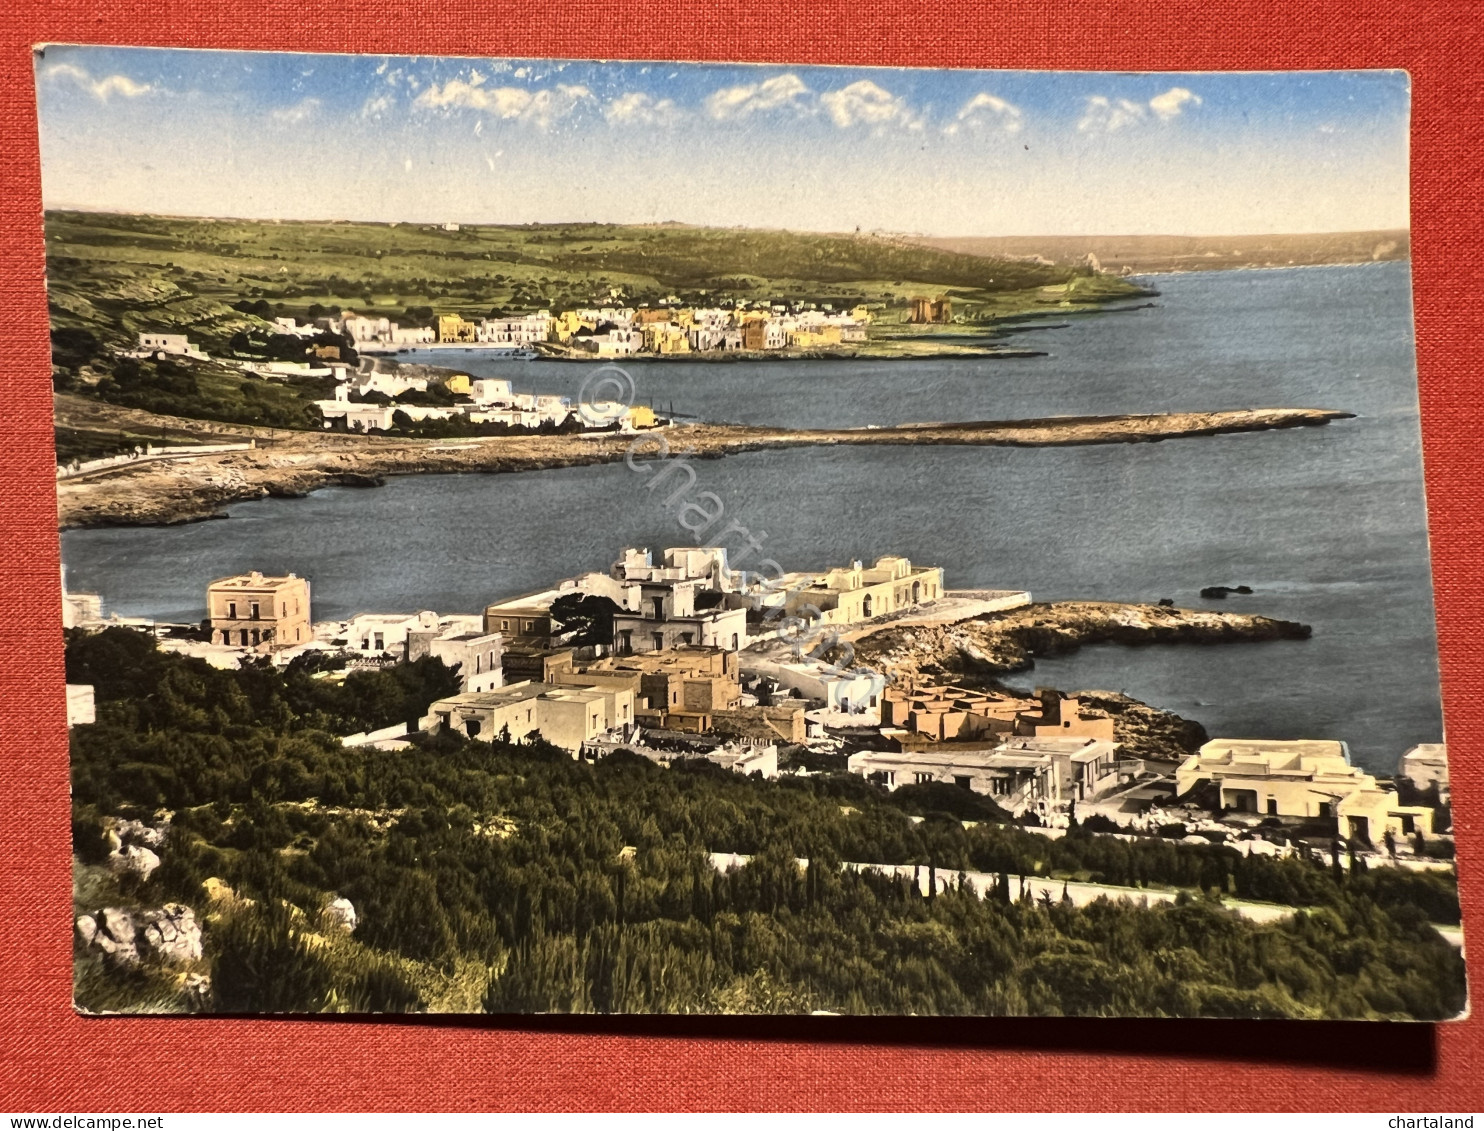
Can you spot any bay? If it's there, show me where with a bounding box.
[61,262,1442,774]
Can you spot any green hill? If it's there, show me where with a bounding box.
[44,210,1137,349]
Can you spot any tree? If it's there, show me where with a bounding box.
[549,592,622,647]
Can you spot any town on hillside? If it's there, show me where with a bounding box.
[64,544,1454,882]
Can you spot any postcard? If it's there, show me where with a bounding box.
[40,46,1464,1019]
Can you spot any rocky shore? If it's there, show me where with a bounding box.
[55,395,1352,529]
[849,600,1312,684]
[844,601,1312,762]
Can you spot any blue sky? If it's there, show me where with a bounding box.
[33,46,1411,236]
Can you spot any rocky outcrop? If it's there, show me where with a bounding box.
[103,815,169,880]
[324,897,357,935]
[106,844,160,880]
[55,393,1355,530]
[138,905,204,964]
[75,903,201,967]
[1075,690,1209,765]
[851,601,1311,684]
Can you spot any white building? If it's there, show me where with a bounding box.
[272,317,319,338]
[1398,743,1448,801]
[129,333,209,361]
[419,630,504,694]
[478,312,551,345]
[469,378,516,405]
[420,681,634,755]
[848,735,1121,818]
[343,611,442,656]
[341,314,394,344]
[343,371,429,399]
[754,659,886,716]
[314,401,395,432]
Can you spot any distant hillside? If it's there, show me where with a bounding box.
[910,231,1410,275]
[44,211,1108,348]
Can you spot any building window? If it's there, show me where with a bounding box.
[915,772,934,784]
[239,629,249,646]
[227,602,237,619]
[250,602,260,620]
[373,633,384,650]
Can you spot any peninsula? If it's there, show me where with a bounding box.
[56,397,1353,529]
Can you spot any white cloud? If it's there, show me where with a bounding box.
[820,80,922,131]
[1149,86,1202,121]
[604,91,683,126]
[414,77,592,127]
[704,73,812,120]
[945,91,1023,135]
[361,94,393,119]
[1079,87,1203,133]
[44,62,154,101]
[271,97,320,124]
[1078,95,1147,133]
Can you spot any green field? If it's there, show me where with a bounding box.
[44,211,1147,438]
[44,210,1145,351]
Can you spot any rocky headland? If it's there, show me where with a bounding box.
[849,599,1311,685]
[55,395,1353,529]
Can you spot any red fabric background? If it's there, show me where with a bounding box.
[3,0,1482,1111]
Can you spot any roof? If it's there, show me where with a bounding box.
[1000,736,1117,757]
[433,681,611,711]
[208,572,305,591]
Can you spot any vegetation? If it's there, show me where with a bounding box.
[44,209,1145,352]
[70,627,1465,1019]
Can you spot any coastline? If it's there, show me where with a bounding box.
[55,399,1354,530]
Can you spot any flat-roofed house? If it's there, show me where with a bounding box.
[418,630,504,694]
[848,735,1120,817]
[1399,743,1449,802]
[207,572,311,650]
[561,645,741,732]
[881,684,1034,743]
[1176,738,1435,844]
[419,680,633,755]
[779,555,945,628]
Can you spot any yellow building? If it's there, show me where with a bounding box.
[1176,738,1434,844]
[622,404,658,430]
[443,373,471,395]
[781,555,945,627]
[551,311,592,343]
[787,325,844,349]
[642,324,691,354]
[436,313,477,343]
[207,571,310,650]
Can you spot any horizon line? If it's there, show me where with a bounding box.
[41,205,1412,242]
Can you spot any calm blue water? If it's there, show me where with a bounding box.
[62,263,1442,774]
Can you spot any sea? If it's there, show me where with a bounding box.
[60,262,1442,774]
